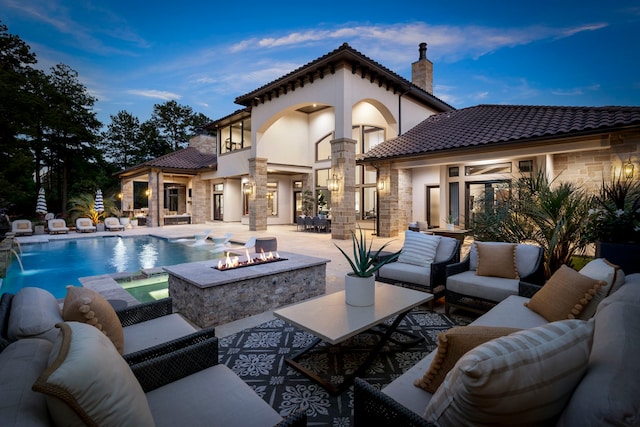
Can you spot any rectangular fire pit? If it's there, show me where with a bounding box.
[164,251,329,328]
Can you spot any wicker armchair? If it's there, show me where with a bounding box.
[376,235,461,309]
[115,297,217,360]
[353,378,435,427]
[130,337,307,426]
[444,243,545,314]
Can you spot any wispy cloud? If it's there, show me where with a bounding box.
[127,89,181,100]
[552,84,601,96]
[1,0,149,56]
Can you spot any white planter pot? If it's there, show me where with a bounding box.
[119,217,130,226]
[446,223,454,231]
[130,219,138,228]
[344,273,375,306]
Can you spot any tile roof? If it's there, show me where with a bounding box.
[233,43,454,113]
[362,104,640,161]
[118,147,217,176]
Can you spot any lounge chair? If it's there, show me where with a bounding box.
[47,219,69,234]
[192,229,211,246]
[11,219,33,236]
[104,217,125,231]
[75,217,97,233]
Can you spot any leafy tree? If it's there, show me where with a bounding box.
[45,63,102,214]
[472,168,591,278]
[101,110,143,169]
[0,21,38,215]
[140,119,171,160]
[150,100,210,151]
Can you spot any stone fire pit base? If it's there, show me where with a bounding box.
[165,251,329,328]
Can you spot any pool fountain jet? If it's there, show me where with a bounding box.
[215,249,286,271]
[11,249,24,272]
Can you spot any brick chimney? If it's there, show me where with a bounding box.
[412,42,433,94]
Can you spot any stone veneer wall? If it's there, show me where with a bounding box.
[553,140,639,193]
[249,157,268,231]
[169,264,327,328]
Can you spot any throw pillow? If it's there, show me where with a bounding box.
[414,326,521,393]
[62,286,124,354]
[7,287,63,342]
[525,265,604,321]
[398,230,441,267]
[474,242,518,279]
[577,258,625,319]
[32,322,154,426]
[424,319,594,426]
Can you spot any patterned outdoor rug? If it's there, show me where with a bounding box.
[218,308,471,426]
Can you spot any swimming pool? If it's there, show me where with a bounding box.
[2,236,215,298]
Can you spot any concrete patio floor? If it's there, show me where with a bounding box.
[13,221,472,337]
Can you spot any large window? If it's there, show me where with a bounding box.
[133,181,149,209]
[315,133,332,161]
[220,118,251,154]
[266,182,278,216]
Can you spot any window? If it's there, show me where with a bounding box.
[220,118,251,154]
[315,133,332,161]
[519,160,533,173]
[316,168,330,188]
[465,162,512,176]
[133,181,149,209]
[213,183,223,192]
[353,125,385,154]
[266,182,278,216]
[449,182,459,225]
[449,167,459,177]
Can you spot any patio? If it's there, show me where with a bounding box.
[8,222,476,425]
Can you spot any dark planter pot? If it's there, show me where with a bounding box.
[595,241,640,275]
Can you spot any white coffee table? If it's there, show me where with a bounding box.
[274,282,433,394]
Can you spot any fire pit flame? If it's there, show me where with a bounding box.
[215,249,285,271]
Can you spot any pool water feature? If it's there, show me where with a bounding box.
[118,274,169,304]
[1,236,216,299]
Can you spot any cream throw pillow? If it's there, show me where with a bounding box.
[424,319,594,426]
[475,242,518,279]
[398,230,441,267]
[577,258,625,319]
[32,322,154,427]
[414,326,521,393]
[525,265,604,321]
[62,286,124,354]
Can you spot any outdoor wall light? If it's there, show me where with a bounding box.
[243,182,254,195]
[145,189,151,197]
[624,159,635,180]
[377,178,386,191]
[327,174,340,192]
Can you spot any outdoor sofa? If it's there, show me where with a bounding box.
[0,287,306,426]
[355,258,640,426]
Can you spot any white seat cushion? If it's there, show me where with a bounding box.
[145,364,283,427]
[446,270,519,302]
[122,313,198,354]
[378,262,431,287]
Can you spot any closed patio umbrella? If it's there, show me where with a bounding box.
[94,189,104,213]
[36,187,47,215]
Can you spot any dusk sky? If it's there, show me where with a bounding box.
[3,0,639,127]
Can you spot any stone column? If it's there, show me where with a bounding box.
[376,164,395,238]
[397,168,412,235]
[249,157,268,231]
[147,169,162,227]
[330,137,357,239]
[190,176,209,224]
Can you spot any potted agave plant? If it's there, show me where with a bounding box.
[335,227,400,306]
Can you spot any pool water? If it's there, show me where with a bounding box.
[118,274,169,303]
[2,236,215,298]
